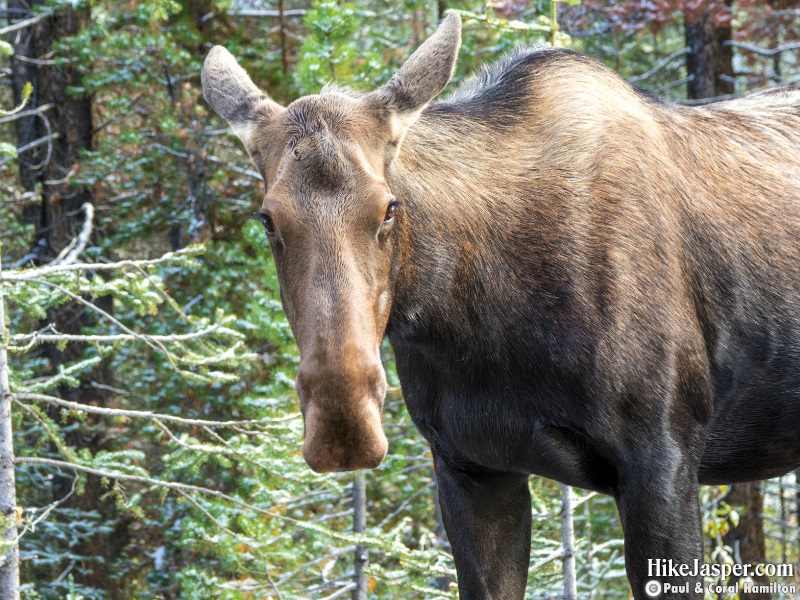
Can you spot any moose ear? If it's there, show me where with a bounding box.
[369,12,461,139]
[201,46,283,148]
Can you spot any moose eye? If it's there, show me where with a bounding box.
[260,213,275,236]
[383,201,399,224]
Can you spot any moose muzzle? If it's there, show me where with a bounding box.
[295,355,389,472]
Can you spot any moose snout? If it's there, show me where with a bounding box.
[296,355,389,473]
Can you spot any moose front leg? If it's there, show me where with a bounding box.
[434,456,532,600]
[616,453,704,600]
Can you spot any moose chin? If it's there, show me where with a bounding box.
[202,13,800,600]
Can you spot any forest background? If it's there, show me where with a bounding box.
[0,0,798,598]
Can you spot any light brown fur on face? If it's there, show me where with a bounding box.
[258,104,397,472]
[201,15,460,472]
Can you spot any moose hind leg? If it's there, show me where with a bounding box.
[616,451,704,600]
[434,456,531,600]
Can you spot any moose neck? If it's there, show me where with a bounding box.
[384,104,577,364]
[381,70,667,370]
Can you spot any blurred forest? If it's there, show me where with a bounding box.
[0,0,798,598]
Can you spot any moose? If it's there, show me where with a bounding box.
[202,13,800,599]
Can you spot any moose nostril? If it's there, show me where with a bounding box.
[301,392,388,473]
[294,368,314,409]
[368,364,388,399]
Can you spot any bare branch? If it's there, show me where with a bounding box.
[176,489,257,548]
[15,457,290,522]
[43,165,78,186]
[9,322,240,350]
[206,154,263,181]
[724,41,800,57]
[151,420,313,484]
[232,8,307,17]
[0,13,50,37]
[266,567,285,600]
[11,55,58,66]
[16,455,234,493]
[15,392,298,428]
[628,48,689,83]
[0,133,60,167]
[51,203,93,267]
[16,475,77,542]
[1,250,197,282]
[0,103,56,125]
[319,583,357,600]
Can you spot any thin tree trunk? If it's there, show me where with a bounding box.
[585,493,594,599]
[795,469,800,554]
[779,478,786,564]
[352,471,367,600]
[562,484,577,600]
[278,0,289,75]
[684,1,735,100]
[722,482,770,600]
[0,243,20,600]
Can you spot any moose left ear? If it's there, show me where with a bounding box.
[368,12,461,140]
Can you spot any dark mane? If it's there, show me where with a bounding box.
[447,46,580,104]
[427,46,663,123]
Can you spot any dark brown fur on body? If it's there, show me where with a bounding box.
[202,16,800,599]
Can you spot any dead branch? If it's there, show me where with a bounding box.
[15,392,297,427]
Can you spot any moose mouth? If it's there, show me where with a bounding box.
[301,399,388,472]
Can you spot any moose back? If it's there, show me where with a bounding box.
[202,14,800,600]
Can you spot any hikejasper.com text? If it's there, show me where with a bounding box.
[648,559,795,579]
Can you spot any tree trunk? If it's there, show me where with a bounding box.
[0,243,20,600]
[796,469,800,554]
[684,1,735,100]
[562,484,578,600]
[9,0,94,256]
[8,3,134,596]
[352,471,368,600]
[722,482,770,600]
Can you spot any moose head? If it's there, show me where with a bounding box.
[202,14,462,472]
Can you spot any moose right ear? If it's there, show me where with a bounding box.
[367,13,461,145]
[201,46,283,148]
